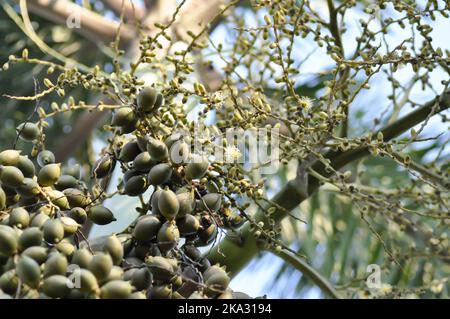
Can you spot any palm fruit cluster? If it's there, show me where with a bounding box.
[0,87,248,299]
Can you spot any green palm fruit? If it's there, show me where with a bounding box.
[169,141,190,164]
[157,221,180,253]
[111,107,135,126]
[150,188,162,215]
[119,118,139,135]
[0,150,21,166]
[60,216,80,235]
[130,267,152,291]
[17,156,35,177]
[122,169,139,184]
[54,240,75,258]
[217,289,234,299]
[88,252,113,281]
[176,214,200,236]
[73,268,99,293]
[137,86,158,112]
[164,133,184,149]
[44,252,68,277]
[18,227,43,251]
[55,175,78,191]
[124,175,148,196]
[37,150,55,167]
[101,280,133,299]
[199,193,222,212]
[132,215,161,242]
[176,191,196,217]
[16,178,40,198]
[185,155,209,180]
[92,155,115,179]
[63,188,90,208]
[197,223,217,246]
[38,163,61,186]
[43,219,65,244]
[147,163,172,185]
[87,206,116,225]
[145,256,175,281]
[0,270,19,295]
[129,291,147,299]
[182,244,202,261]
[149,284,172,299]
[154,93,164,110]
[0,166,25,187]
[30,212,50,228]
[203,265,226,281]
[103,266,124,283]
[9,207,30,229]
[119,140,141,162]
[133,152,154,171]
[146,138,168,161]
[0,187,6,209]
[42,275,71,298]
[158,189,179,220]
[48,190,70,210]
[104,235,124,266]
[71,248,93,268]
[204,266,230,296]
[68,207,87,225]
[22,246,48,264]
[16,256,41,288]
[189,291,207,299]
[136,135,149,152]
[16,122,40,141]
[0,225,18,255]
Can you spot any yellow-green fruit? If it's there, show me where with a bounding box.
[54,240,75,258]
[104,235,124,266]
[149,284,172,299]
[60,216,80,235]
[129,291,147,299]
[63,188,90,208]
[18,227,43,251]
[124,175,149,196]
[0,187,6,210]
[71,248,93,268]
[130,268,152,291]
[16,256,41,288]
[100,280,133,299]
[0,166,25,187]
[42,275,71,298]
[16,178,40,198]
[119,141,141,162]
[111,107,135,127]
[48,190,70,210]
[73,268,99,293]
[17,156,35,177]
[145,256,175,281]
[44,253,68,277]
[61,164,81,179]
[154,93,164,110]
[137,86,158,112]
[146,138,168,161]
[38,163,61,186]
[22,246,48,264]
[92,155,114,179]
[199,193,222,212]
[43,219,65,244]
[68,207,87,225]
[158,189,179,220]
[176,192,195,217]
[132,215,161,242]
[157,221,180,253]
[185,155,209,180]
[133,152,154,172]
[0,225,18,255]
[176,214,200,236]
[8,207,30,229]
[16,122,40,141]
[0,270,19,295]
[30,212,50,228]
[204,269,230,296]
[103,266,124,283]
[37,150,55,167]
[0,150,20,166]
[150,188,162,215]
[88,252,113,281]
[55,175,78,191]
[147,163,172,186]
[87,206,116,225]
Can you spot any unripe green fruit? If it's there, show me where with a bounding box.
[71,248,93,268]
[147,163,172,186]
[158,189,179,220]
[119,118,139,135]
[199,193,222,212]
[129,291,147,299]
[176,214,200,236]
[22,246,48,264]
[157,221,180,253]
[0,166,25,187]
[54,240,75,258]
[111,107,135,127]
[16,122,40,141]
[137,86,158,112]
[44,252,68,277]
[132,215,161,242]
[151,188,162,215]
[16,178,40,198]
[48,190,70,210]
[0,150,21,166]
[43,219,65,244]
[124,175,148,196]
[37,150,55,167]
[185,155,209,180]
[17,156,35,177]
[30,212,50,228]
[197,223,217,246]
[9,207,30,229]
[101,280,133,299]
[73,268,99,293]
[18,227,43,251]
[60,216,80,235]
[62,164,81,179]
[16,256,41,288]
[154,93,164,110]
[42,275,71,298]
[104,235,124,266]
[145,256,175,281]
[176,191,196,217]
[68,207,87,225]
[0,187,6,210]
[55,175,79,191]
[182,244,202,261]
[204,267,230,296]
[119,141,141,162]
[130,267,152,291]
[92,156,115,179]
[147,138,168,161]
[0,225,18,255]
[87,206,116,225]
[0,270,19,295]
[149,284,172,299]
[133,152,154,171]
[63,188,90,208]
[136,135,149,152]
[103,265,124,283]
[88,252,113,281]
[38,163,61,186]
